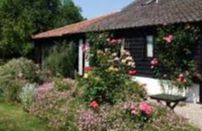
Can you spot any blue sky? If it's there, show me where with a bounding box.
[73,0,134,19]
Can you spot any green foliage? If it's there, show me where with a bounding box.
[79,67,129,104]
[87,33,111,67]
[0,58,42,102]
[43,42,77,78]
[155,25,201,88]
[54,77,75,92]
[0,0,83,58]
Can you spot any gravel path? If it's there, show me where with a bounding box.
[175,103,202,130]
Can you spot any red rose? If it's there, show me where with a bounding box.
[90,100,99,109]
[84,66,93,72]
[128,70,137,76]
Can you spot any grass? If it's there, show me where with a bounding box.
[0,102,47,131]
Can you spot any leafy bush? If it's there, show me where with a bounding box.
[0,58,41,83]
[0,79,25,102]
[0,58,42,102]
[43,42,77,78]
[19,83,37,109]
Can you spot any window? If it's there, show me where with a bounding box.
[146,35,154,57]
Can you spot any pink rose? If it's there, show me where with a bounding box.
[163,35,173,44]
[139,102,152,116]
[150,58,158,65]
[130,103,136,110]
[131,109,138,115]
[179,73,184,79]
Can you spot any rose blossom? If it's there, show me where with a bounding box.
[128,70,137,76]
[84,66,93,72]
[163,35,173,43]
[150,58,158,65]
[139,102,152,116]
[90,101,99,109]
[131,109,138,115]
[176,73,187,84]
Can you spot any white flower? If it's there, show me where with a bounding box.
[121,59,127,64]
[114,57,120,61]
[84,73,89,78]
[126,56,133,61]
[112,53,117,57]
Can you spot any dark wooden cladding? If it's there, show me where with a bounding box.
[124,34,153,77]
[113,28,154,77]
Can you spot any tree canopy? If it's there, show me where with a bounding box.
[0,0,83,58]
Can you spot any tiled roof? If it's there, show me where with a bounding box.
[33,0,202,39]
[32,13,117,39]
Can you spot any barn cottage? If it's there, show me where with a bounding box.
[32,0,202,103]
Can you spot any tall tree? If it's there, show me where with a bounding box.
[0,0,83,58]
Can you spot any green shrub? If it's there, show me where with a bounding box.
[0,79,25,102]
[0,58,41,83]
[43,42,77,78]
[0,58,42,102]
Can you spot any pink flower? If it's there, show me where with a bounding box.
[131,109,138,115]
[107,37,122,45]
[163,35,173,44]
[139,102,152,116]
[82,44,90,52]
[90,101,99,109]
[110,39,118,44]
[150,58,159,69]
[179,73,184,79]
[130,103,136,110]
[176,73,187,84]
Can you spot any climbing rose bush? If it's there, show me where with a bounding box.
[78,33,143,104]
[154,25,201,88]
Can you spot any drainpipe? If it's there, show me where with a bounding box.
[156,0,159,4]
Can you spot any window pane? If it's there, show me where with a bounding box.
[146,35,154,57]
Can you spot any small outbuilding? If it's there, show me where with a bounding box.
[33,0,202,103]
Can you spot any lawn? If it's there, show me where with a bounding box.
[0,102,47,131]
